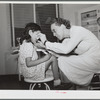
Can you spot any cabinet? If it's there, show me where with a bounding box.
[78,5,100,40]
[5,51,19,74]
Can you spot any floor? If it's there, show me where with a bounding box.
[0,74,99,90]
[0,74,27,90]
[0,74,54,90]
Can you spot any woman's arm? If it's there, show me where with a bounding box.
[45,33,82,54]
[26,53,51,67]
[38,32,82,54]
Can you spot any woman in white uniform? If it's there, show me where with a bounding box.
[38,18,100,86]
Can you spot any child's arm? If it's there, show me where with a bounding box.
[26,53,51,67]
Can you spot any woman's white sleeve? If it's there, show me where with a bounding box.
[46,34,82,54]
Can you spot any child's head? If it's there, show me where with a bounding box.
[22,22,41,43]
[97,17,100,26]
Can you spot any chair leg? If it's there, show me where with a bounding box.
[73,84,77,90]
[29,84,32,90]
[31,83,36,90]
[44,83,50,90]
[29,83,50,90]
[19,74,21,81]
[88,86,91,90]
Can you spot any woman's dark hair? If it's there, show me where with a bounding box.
[51,18,71,29]
[21,22,41,43]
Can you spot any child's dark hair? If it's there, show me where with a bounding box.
[51,18,71,29]
[97,17,100,25]
[21,22,41,43]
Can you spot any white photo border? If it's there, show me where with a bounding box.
[0,1,100,99]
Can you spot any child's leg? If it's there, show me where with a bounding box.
[45,55,61,86]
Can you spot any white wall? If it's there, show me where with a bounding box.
[0,4,11,75]
[60,4,98,25]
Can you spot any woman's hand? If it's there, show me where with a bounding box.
[35,41,46,49]
[39,33,47,44]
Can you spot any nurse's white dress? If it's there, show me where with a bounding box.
[46,26,100,85]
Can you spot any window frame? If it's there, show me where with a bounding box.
[10,4,59,47]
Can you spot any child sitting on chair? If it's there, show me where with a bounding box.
[19,22,61,86]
